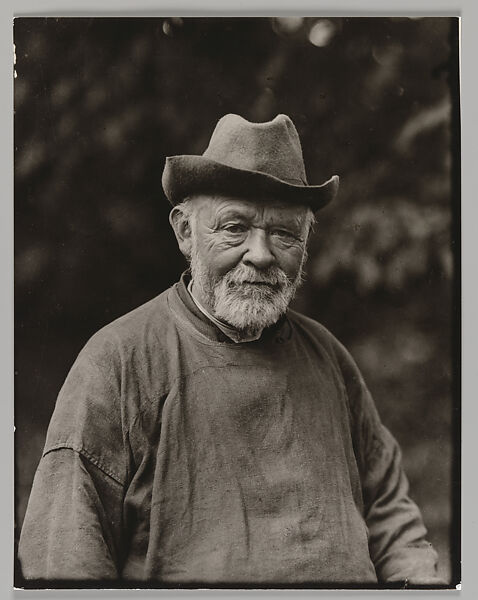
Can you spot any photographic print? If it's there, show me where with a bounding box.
[14,16,460,589]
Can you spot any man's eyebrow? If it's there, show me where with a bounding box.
[211,205,307,230]
[267,214,306,230]
[213,207,253,222]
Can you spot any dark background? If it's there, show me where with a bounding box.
[14,17,460,584]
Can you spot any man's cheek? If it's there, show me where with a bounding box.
[209,250,245,274]
[278,253,305,278]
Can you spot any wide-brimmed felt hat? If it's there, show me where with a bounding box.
[162,113,339,212]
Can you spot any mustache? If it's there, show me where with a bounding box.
[223,264,290,287]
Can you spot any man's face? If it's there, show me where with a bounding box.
[183,195,312,335]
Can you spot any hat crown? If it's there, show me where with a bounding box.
[203,114,308,186]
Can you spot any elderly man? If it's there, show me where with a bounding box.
[19,114,440,586]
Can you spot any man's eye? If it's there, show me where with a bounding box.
[223,224,247,234]
[272,229,297,241]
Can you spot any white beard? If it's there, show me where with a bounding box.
[190,241,306,336]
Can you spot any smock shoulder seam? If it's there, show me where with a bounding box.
[42,443,125,487]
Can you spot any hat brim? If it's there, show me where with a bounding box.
[162,155,339,213]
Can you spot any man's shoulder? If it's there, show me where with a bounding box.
[81,284,176,363]
[43,282,184,479]
[287,308,358,369]
[288,308,339,347]
[287,309,371,406]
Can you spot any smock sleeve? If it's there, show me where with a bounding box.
[18,448,124,581]
[18,336,130,582]
[336,342,442,584]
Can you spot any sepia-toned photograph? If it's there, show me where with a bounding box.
[14,16,460,589]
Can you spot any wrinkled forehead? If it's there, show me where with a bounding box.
[190,194,310,227]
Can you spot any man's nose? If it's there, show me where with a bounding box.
[242,228,275,270]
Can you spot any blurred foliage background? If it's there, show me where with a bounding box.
[14,17,459,584]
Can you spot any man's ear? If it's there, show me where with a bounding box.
[169,206,193,259]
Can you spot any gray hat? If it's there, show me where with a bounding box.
[162,113,339,212]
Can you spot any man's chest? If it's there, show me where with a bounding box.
[122,354,371,582]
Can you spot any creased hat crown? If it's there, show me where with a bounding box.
[203,114,308,185]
